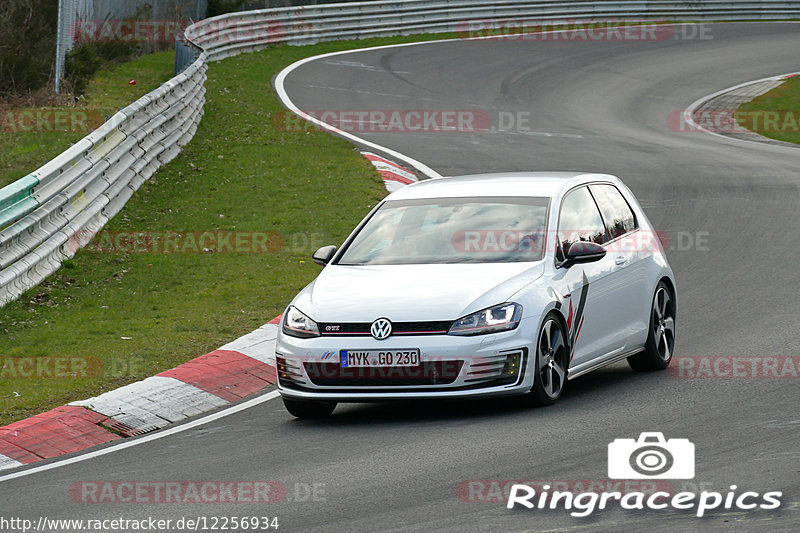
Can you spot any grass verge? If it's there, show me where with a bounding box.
[0,51,176,189]
[3,23,798,426]
[737,74,800,145]
[0,34,466,425]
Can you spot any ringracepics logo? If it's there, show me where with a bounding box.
[506,432,783,517]
[608,432,694,479]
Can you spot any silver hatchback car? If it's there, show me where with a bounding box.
[276,173,676,418]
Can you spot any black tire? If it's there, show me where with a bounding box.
[628,281,676,371]
[282,398,336,419]
[527,313,569,406]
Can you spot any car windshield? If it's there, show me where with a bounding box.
[337,196,550,265]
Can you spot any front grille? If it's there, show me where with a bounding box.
[304,361,464,386]
[318,321,452,336]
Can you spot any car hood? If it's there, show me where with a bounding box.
[292,262,544,322]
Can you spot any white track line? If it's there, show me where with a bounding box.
[4,21,796,482]
[274,43,446,179]
[0,391,280,482]
[682,71,800,146]
[274,23,713,180]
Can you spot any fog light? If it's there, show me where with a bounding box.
[277,356,289,379]
[276,356,302,382]
[501,352,521,381]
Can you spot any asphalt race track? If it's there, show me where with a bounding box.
[1,22,799,533]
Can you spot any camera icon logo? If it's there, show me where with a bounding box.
[608,432,695,479]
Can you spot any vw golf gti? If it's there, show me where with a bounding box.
[276,172,676,418]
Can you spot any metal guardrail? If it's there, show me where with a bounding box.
[175,31,204,75]
[0,58,207,305]
[184,0,800,63]
[2,0,800,306]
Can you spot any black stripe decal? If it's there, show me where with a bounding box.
[570,271,590,350]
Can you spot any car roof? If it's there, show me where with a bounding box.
[385,172,619,200]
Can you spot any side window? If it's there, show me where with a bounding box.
[589,184,637,240]
[557,187,606,260]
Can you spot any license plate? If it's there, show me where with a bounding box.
[340,349,420,368]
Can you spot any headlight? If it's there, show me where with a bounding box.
[282,305,320,338]
[448,303,522,336]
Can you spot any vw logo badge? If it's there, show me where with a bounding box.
[370,318,392,340]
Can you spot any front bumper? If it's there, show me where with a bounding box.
[276,318,538,401]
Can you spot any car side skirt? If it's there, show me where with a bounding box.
[567,347,644,380]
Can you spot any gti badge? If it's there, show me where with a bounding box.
[370,318,392,340]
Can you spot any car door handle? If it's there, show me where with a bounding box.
[615,256,628,265]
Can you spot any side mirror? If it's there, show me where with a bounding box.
[561,241,606,268]
[312,245,337,266]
